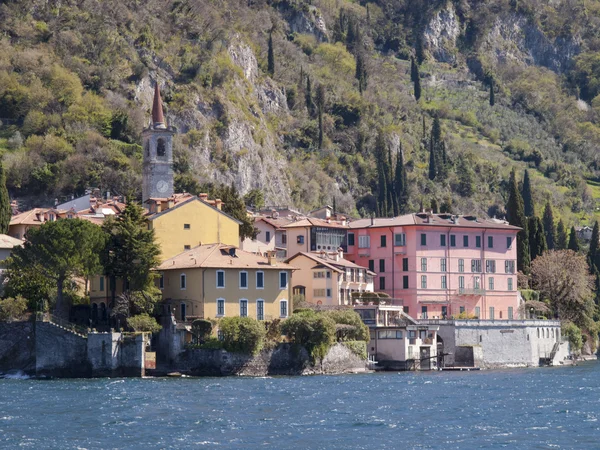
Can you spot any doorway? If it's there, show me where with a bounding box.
[420,346,431,370]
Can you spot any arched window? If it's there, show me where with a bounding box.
[157,138,166,157]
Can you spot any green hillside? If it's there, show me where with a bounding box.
[1,0,600,224]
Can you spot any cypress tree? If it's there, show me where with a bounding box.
[355,51,368,94]
[428,139,437,180]
[431,116,442,144]
[0,163,11,234]
[305,75,314,116]
[414,71,422,101]
[422,115,426,139]
[489,78,495,106]
[542,201,556,250]
[556,219,568,250]
[522,169,535,217]
[267,31,275,76]
[588,221,599,273]
[375,131,390,217]
[528,216,547,262]
[415,34,425,65]
[394,145,408,214]
[410,57,418,83]
[506,169,530,273]
[568,226,580,252]
[431,198,438,214]
[457,155,475,197]
[315,84,326,148]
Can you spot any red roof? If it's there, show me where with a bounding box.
[152,83,165,126]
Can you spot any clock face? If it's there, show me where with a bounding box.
[156,180,169,194]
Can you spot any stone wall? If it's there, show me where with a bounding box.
[0,321,35,375]
[35,322,90,378]
[176,343,366,377]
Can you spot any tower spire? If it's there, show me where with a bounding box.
[152,83,166,129]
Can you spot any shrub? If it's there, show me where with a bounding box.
[562,321,583,352]
[191,319,212,342]
[324,309,370,342]
[281,310,336,361]
[187,337,224,350]
[265,318,282,343]
[342,341,367,360]
[127,314,162,333]
[0,296,27,322]
[220,316,266,355]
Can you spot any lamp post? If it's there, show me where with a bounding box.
[530,306,534,320]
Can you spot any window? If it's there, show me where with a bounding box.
[488,277,494,290]
[440,258,447,272]
[280,300,288,318]
[180,303,186,322]
[239,271,248,289]
[279,272,288,289]
[476,236,481,248]
[505,260,515,274]
[265,231,271,242]
[508,278,514,291]
[488,236,494,248]
[368,260,374,272]
[463,236,469,247]
[184,224,190,230]
[256,271,264,289]
[489,307,495,320]
[256,300,264,321]
[282,233,287,245]
[486,260,496,273]
[184,245,191,250]
[440,234,446,246]
[217,270,225,288]
[471,259,482,272]
[217,329,224,341]
[158,275,164,290]
[450,235,456,247]
[420,233,427,246]
[395,233,406,246]
[475,307,480,318]
[313,271,324,279]
[403,276,409,289]
[380,235,387,247]
[348,233,355,246]
[474,276,480,290]
[326,288,332,297]
[506,237,512,249]
[99,276,105,291]
[458,276,465,289]
[508,307,514,320]
[402,258,409,271]
[239,299,248,317]
[358,235,370,248]
[421,306,428,319]
[441,275,447,289]
[217,299,225,316]
[421,258,427,272]
[180,273,186,290]
[379,277,386,290]
[460,306,465,314]
[157,138,166,157]
[378,330,403,339]
[314,289,326,297]
[458,259,465,273]
[297,235,304,244]
[379,259,385,273]
[326,271,331,279]
[421,275,427,289]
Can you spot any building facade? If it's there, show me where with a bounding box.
[346,213,520,320]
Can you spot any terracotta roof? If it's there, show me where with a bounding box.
[285,252,375,275]
[282,217,349,229]
[348,213,520,231]
[10,208,51,226]
[0,234,23,249]
[158,243,296,271]
[256,216,294,229]
[152,83,165,126]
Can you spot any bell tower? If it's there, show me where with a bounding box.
[142,83,175,203]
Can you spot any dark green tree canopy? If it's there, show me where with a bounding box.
[542,201,556,250]
[506,169,530,273]
[522,170,535,217]
[0,163,11,234]
[568,226,580,252]
[556,219,568,250]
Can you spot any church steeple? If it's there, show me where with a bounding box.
[152,83,166,129]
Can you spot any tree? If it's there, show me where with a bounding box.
[394,146,408,214]
[428,139,437,181]
[267,31,275,76]
[7,219,106,318]
[355,51,368,94]
[244,188,265,211]
[542,202,556,250]
[374,131,392,217]
[588,221,599,273]
[127,313,162,333]
[315,83,326,148]
[0,296,27,322]
[410,56,418,83]
[568,226,580,252]
[556,219,568,250]
[220,316,266,355]
[506,170,530,273]
[208,183,258,240]
[522,170,535,217]
[0,163,11,234]
[489,78,495,106]
[414,69,422,101]
[531,250,595,328]
[528,216,547,261]
[102,203,161,307]
[457,155,475,197]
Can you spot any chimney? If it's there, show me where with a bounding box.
[152,83,166,129]
[267,251,277,266]
[167,199,174,209]
[155,201,162,213]
[371,216,374,226]
[199,193,209,202]
[106,191,110,201]
[215,199,222,210]
[337,247,343,261]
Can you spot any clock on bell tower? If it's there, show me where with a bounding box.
[141,83,176,203]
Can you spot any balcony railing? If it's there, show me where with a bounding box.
[457,288,486,295]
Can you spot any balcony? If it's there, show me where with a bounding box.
[457,288,486,296]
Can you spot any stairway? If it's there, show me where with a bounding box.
[36,313,88,338]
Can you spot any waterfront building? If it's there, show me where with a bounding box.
[240,215,292,258]
[345,212,520,320]
[285,250,375,305]
[157,244,294,325]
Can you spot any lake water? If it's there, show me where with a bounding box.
[0,363,599,449]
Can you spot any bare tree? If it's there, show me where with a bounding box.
[530,250,595,328]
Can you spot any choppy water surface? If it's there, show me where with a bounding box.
[1,363,599,449]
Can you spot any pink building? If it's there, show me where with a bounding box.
[345,213,520,320]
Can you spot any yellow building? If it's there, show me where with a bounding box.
[157,243,295,323]
[146,194,241,261]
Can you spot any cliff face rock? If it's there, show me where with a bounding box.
[423,4,461,64]
[480,14,580,73]
[282,4,329,42]
[228,39,259,83]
